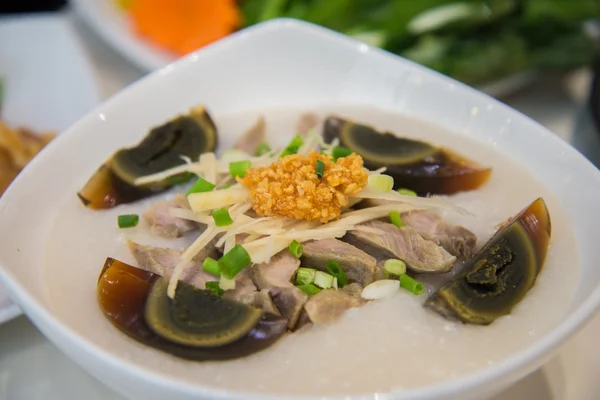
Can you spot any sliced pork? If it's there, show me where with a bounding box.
[301,238,376,286]
[401,210,477,259]
[234,116,265,155]
[142,195,199,238]
[248,251,307,329]
[343,221,456,273]
[128,241,256,302]
[304,289,364,324]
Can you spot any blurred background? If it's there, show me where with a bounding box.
[1,1,600,399]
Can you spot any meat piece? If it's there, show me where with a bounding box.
[253,289,281,315]
[304,289,364,324]
[343,221,456,273]
[128,241,215,289]
[142,196,198,238]
[341,282,364,297]
[301,239,376,286]
[248,251,300,290]
[234,116,265,155]
[128,242,256,300]
[270,286,309,329]
[401,210,477,259]
[248,251,306,329]
[296,113,320,136]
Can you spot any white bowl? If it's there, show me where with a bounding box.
[1,19,599,400]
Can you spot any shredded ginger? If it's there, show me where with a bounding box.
[240,150,368,223]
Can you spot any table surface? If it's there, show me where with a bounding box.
[1,10,600,400]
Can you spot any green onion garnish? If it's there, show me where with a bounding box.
[219,274,236,290]
[389,211,403,228]
[255,142,271,156]
[289,240,303,258]
[205,281,224,296]
[280,134,304,158]
[397,188,417,196]
[167,172,194,185]
[384,259,407,276]
[211,207,233,227]
[296,267,316,285]
[229,160,251,178]
[326,260,348,287]
[202,257,220,276]
[186,177,215,195]
[368,174,394,192]
[117,214,139,228]
[314,271,335,289]
[297,283,321,296]
[219,245,251,279]
[400,274,424,295]
[316,160,325,179]
[332,146,353,161]
[288,134,304,150]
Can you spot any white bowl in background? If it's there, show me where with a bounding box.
[0,13,100,324]
[0,18,599,400]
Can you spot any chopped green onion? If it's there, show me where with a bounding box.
[219,245,251,279]
[219,274,236,290]
[400,274,424,295]
[279,148,294,158]
[314,270,334,289]
[211,207,233,227]
[384,259,407,276]
[326,260,348,287]
[280,134,304,157]
[289,240,303,258]
[186,176,215,195]
[397,188,417,196]
[167,172,194,185]
[255,142,271,156]
[316,160,325,179]
[287,134,304,150]
[332,277,338,289]
[368,174,394,192]
[205,281,224,296]
[332,146,353,161]
[117,214,139,228]
[389,211,403,228]
[297,283,321,296]
[229,160,251,178]
[296,267,316,285]
[202,257,220,276]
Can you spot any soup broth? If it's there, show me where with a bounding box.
[43,107,579,396]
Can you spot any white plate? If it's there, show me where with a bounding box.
[71,0,175,72]
[0,13,100,324]
[70,0,538,98]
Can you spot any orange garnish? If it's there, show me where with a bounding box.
[129,0,241,56]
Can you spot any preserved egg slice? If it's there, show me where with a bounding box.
[426,198,551,325]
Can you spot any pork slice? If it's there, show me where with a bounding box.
[253,289,281,315]
[142,196,199,238]
[304,289,364,324]
[301,238,376,286]
[343,221,456,273]
[128,241,213,289]
[128,242,256,299]
[248,251,300,290]
[401,210,477,259]
[248,251,306,329]
[234,116,265,155]
[270,286,309,329]
[296,112,321,137]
